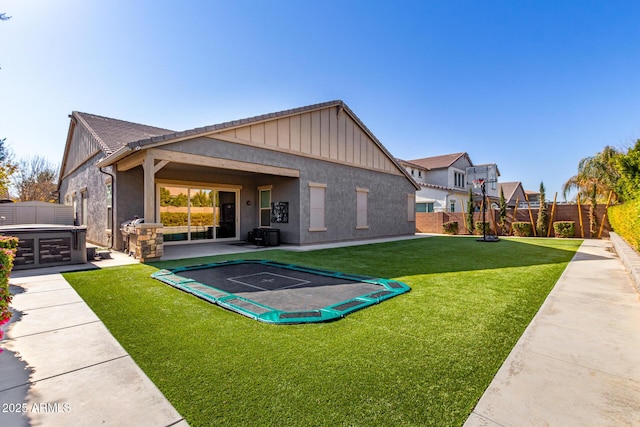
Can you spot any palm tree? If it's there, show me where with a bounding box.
[563,146,620,234]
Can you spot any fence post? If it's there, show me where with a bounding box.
[547,192,557,237]
[525,193,537,237]
[598,191,613,239]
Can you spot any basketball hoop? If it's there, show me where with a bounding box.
[472,178,485,189]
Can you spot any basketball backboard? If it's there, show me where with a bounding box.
[466,164,498,186]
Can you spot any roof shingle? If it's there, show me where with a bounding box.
[74,112,174,155]
[407,152,469,169]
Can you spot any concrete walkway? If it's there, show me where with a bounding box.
[0,252,188,427]
[465,238,640,427]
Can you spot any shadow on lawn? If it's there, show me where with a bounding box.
[148,236,585,279]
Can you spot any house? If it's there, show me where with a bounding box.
[399,152,500,214]
[57,100,420,252]
[524,190,541,208]
[498,182,527,207]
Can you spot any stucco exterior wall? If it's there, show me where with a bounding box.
[424,169,449,187]
[296,160,416,244]
[158,137,415,245]
[58,152,110,246]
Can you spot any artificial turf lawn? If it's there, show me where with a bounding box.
[64,236,581,426]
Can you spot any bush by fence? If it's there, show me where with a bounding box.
[608,199,640,251]
[512,222,533,237]
[0,236,18,349]
[442,221,459,235]
[553,221,575,238]
[474,221,490,235]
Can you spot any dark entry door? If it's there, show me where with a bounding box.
[218,191,236,239]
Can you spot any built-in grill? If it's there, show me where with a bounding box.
[120,216,144,254]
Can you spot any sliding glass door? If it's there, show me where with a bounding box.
[159,185,237,242]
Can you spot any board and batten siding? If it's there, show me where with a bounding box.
[60,122,104,178]
[217,107,400,175]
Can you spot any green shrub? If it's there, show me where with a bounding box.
[442,221,459,235]
[553,221,575,238]
[512,222,533,237]
[0,235,18,349]
[608,199,640,251]
[474,221,490,235]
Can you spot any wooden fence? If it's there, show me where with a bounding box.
[416,204,612,238]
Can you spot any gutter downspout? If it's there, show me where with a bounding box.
[96,145,132,168]
[99,166,115,249]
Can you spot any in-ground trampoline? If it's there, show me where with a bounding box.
[151,260,410,324]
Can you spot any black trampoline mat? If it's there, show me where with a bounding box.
[176,263,382,312]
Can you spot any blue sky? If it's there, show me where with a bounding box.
[2,0,640,199]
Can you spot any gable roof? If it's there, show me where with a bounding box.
[73,112,173,155]
[89,100,418,189]
[62,101,419,190]
[499,181,524,202]
[407,152,471,170]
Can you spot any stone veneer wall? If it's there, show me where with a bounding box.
[133,223,163,261]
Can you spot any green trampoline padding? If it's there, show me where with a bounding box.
[151,259,410,324]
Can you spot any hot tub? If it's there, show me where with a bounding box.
[0,224,87,270]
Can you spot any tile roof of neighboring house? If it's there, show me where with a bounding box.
[419,182,451,191]
[418,182,482,195]
[396,159,431,170]
[73,112,174,155]
[407,152,470,169]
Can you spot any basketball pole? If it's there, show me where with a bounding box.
[481,181,487,241]
[472,178,499,242]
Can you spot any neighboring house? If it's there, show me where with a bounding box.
[524,190,541,208]
[498,182,527,207]
[399,152,500,214]
[58,100,419,249]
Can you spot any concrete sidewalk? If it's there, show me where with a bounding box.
[465,238,640,427]
[0,252,188,427]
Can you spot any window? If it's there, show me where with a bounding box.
[309,183,326,231]
[416,202,435,213]
[106,181,113,231]
[356,188,368,229]
[159,184,239,242]
[454,172,465,188]
[71,193,77,224]
[258,186,271,227]
[450,201,456,212]
[418,170,422,178]
[80,189,88,226]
